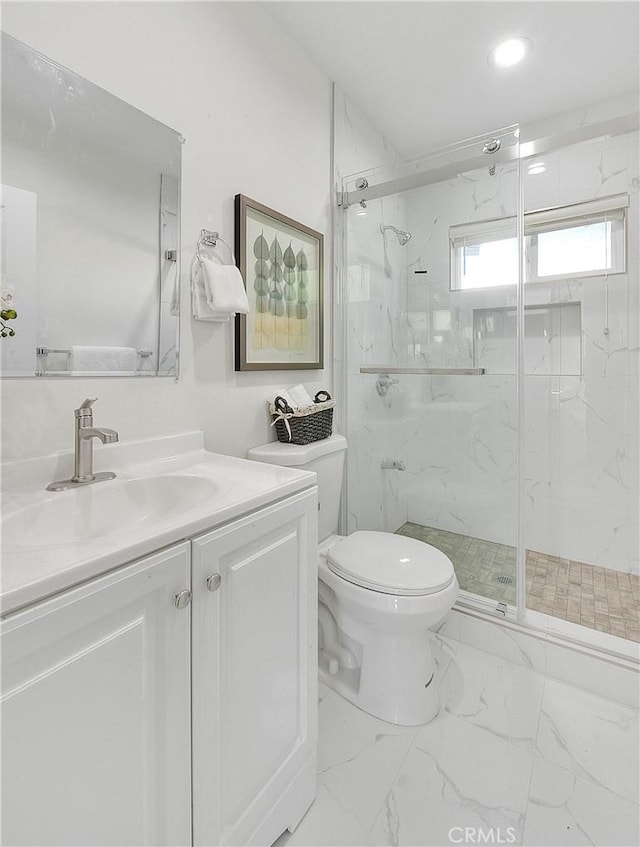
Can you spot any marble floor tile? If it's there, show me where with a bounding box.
[280,651,636,847]
[522,755,640,846]
[435,612,549,675]
[275,779,371,847]
[536,678,640,805]
[428,631,456,692]
[439,637,546,749]
[366,712,533,846]
[279,685,418,846]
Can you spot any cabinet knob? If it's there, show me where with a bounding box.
[206,573,222,592]
[174,589,192,609]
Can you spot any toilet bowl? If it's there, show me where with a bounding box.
[247,434,458,725]
[318,531,458,724]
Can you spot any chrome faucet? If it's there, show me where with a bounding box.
[47,397,119,492]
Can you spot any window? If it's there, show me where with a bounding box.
[525,196,626,283]
[450,194,628,291]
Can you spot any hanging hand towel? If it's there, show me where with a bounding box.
[191,261,231,322]
[200,257,250,315]
[70,346,138,375]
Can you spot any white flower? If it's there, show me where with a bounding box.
[1,288,15,310]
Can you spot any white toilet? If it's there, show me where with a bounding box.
[247,434,459,725]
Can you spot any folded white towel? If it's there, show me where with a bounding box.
[191,262,231,322]
[200,257,249,315]
[69,370,140,377]
[287,384,314,408]
[276,384,315,410]
[276,391,296,410]
[70,346,138,374]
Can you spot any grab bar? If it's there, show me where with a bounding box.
[360,365,486,376]
[36,347,153,358]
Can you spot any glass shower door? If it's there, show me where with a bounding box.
[341,128,522,613]
[521,127,640,644]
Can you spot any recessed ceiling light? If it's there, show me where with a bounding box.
[527,162,546,175]
[490,37,530,69]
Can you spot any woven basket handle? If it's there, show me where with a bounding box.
[274,396,294,414]
[314,390,331,403]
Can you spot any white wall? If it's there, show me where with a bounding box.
[0,1,332,461]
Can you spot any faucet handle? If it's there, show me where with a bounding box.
[75,397,97,418]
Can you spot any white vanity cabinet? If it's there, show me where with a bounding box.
[1,485,318,847]
[191,487,318,847]
[0,542,192,847]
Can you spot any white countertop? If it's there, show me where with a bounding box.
[1,431,316,616]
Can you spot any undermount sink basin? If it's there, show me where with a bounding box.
[4,474,219,548]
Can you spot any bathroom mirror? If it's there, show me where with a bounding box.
[0,33,182,378]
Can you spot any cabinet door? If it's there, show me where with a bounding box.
[192,488,318,847]
[1,543,192,847]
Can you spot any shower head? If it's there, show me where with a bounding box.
[380,224,412,246]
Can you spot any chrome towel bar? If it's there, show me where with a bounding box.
[360,365,485,376]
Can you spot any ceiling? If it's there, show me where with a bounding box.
[262,1,640,157]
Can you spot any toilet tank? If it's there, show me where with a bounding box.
[247,434,347,542]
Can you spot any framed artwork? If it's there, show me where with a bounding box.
[234,194,324,371]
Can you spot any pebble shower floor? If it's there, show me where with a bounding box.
[396,523,640,643]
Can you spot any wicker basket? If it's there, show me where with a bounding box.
[269,390,335,445]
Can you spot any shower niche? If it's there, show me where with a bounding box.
[473,302,582,376]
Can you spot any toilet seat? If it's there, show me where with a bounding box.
[327,530,455,596]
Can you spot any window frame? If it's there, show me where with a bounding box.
[449,194,628,292]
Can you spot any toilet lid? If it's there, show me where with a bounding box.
[327,531,455,596]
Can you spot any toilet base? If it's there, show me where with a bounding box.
[319,622,441,726]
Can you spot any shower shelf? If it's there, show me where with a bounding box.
[360,365,486,376]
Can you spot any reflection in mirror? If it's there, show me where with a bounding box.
[0,33,182,377]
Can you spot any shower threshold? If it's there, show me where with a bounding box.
[396,522,640,643]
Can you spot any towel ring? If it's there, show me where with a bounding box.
[196,228,235,263]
